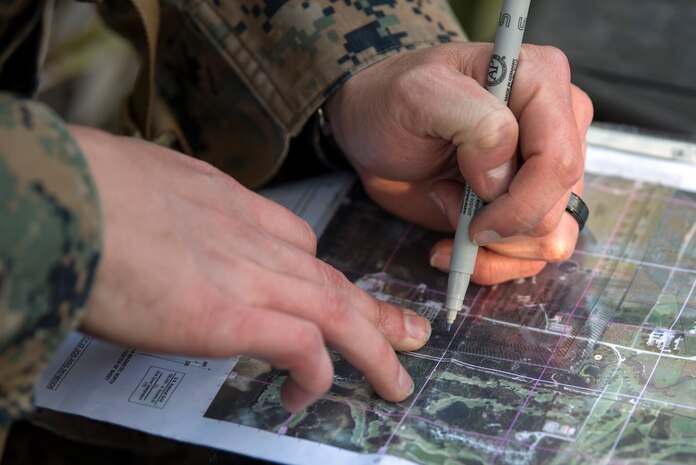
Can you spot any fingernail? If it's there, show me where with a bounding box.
[429,251,450,270]
[428,191,446,218]
[485,159,515,199]
[398,365,414,396]
[403,309,431,343]
[473,230,502,247]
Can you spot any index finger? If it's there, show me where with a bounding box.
[232,263,418,403]
[470,45,584,242]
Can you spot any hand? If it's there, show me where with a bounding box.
[325,43,593,284]
[71,126,432,412]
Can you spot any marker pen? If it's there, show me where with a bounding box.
[445,0,531,330]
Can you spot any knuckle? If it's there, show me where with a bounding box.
[555,142,584,187]
[215,170,246,196]
[197,294,251,355]
[271,209,317,254]
[394,63,443,117]
[529,214,559,238]
[185,154,223,177]
[530,223,554,239]
[541,235,576,263]
[473,107,517,150]
[316,262,349,289]
[372,299,395,333]
[322,290,352,327]
[509,206,539,235]
[573,86,595,127]
[395,63,431,92]
[393,67,423,111]
[293,322,325,354]
[301,219,318,253]
[373,337,397,366]
[228,215,260,244]
[315,365,335,394]
[291,353,334,397]
[539,46,571,82]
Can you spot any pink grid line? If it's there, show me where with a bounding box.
[339,268,449,297]
[228,372,602,463]
[405,350,696,411]
[664,195,696,209]
[573,249,696,275]
[604,319,695,337]
[378,287,485,455]
[602,277,696,464]
[586,180,696,209]
[585,182,636,196]
[321,178,694,463]
[381,224,413,273]
[489,184,641,464]
[277,413,294,436]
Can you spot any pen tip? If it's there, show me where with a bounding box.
[446,323,452,332]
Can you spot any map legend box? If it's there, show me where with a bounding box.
[129,366,184,409]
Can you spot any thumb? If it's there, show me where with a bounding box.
[401,61,519,202]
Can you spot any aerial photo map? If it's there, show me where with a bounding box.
[205,174,696,465]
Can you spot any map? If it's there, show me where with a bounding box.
[204,174,696,465]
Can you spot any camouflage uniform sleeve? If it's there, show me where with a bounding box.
[154,0,466,187]
[0,94,103,449]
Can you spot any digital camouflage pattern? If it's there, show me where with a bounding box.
[0,94,103,450]
[154,0,465,186]
[0,0,465,454]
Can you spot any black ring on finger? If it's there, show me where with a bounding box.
[565,192,589,231]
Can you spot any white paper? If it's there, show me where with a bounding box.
[259,171,355,237]
[585,126,696,193]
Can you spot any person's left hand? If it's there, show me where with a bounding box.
[324,42,593,285]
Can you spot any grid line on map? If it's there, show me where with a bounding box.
[378,287,485,455]
[489,182,642,464]
[205,176,696,465]
[226,360,695,465]
[381,224,413,273]
[586,180,696,210]
[629,220,696,349]
[574,249,696,275]
[602,277,696,464]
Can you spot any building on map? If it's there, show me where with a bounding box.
[646,328,682,353]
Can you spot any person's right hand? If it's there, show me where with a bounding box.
[71,126,431,413]
[324,43,593,285]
